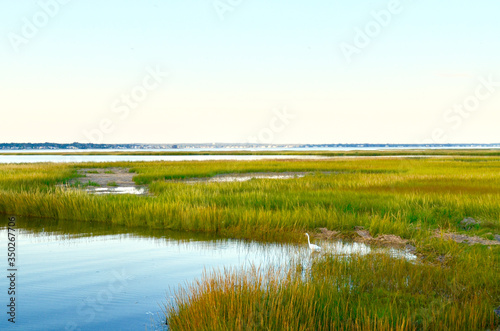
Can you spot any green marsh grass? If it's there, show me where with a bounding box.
[167,247,499,330]
[1,158,499,240]
[1,156,499,329]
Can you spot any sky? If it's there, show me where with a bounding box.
[1,0,499,144]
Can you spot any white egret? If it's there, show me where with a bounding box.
[305,233,321,252]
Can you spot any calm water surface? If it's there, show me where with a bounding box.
[0,217,414,330]
[0,154,324,164]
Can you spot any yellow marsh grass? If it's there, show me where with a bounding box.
[0,158,499,240]
[1,158,499,330]
[167,249,499,331]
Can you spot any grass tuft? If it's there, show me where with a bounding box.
[167,250,500,330]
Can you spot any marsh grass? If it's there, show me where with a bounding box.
[0,163,78,192]
[1,156,499,330]
[167,247,499,330]
[107,181,118,187]
[0,158,499,241]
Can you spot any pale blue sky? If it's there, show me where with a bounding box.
[1,0,499,144]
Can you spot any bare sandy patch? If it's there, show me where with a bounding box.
[68,167,148,195]
[434,230,500,246]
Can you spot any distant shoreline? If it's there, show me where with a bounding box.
[1,142,500,152]
[1,148,500,157]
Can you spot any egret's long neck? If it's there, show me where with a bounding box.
[306,234,311,245]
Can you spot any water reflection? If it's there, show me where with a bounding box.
[184,173,307,183]
[87,186,147,195]
[0,217,415,330]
